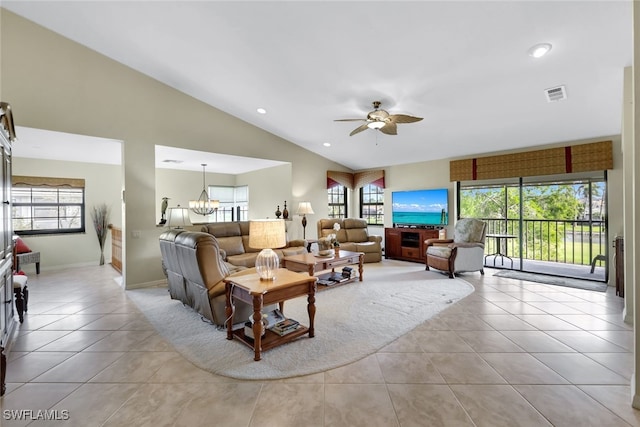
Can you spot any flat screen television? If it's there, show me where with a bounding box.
[392,188,449,227]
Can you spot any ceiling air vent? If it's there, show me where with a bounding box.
[545,85,567,102]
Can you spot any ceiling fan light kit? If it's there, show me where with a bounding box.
[335,101,423,136]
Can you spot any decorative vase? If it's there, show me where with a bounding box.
[282,201,289,219]
[334,246,340,256]
[99,250,105,266]
[275,205,281,218]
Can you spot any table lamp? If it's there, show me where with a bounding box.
[249,219,287,280]
[296,201,314,239]
[166,205,192,229]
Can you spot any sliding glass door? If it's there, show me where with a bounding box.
[459,172,607,282]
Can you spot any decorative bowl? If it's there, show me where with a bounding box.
[317,249,334,257]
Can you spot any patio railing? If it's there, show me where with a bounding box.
[480,218,607,267]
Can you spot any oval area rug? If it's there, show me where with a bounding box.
[127,262,474,380]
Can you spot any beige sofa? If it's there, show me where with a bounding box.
[199,221,307,268]
[316,218,382,263]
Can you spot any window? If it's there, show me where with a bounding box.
[327,186,347,219]
[12,177,86,235]
[210,185,248,221]
[360,183,384,225]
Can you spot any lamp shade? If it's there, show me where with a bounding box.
[249,219,287,249]
[249,219,286,281]
[296,202,314,215]
[166,206,192,229]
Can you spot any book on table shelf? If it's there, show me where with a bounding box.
[270,318,300,336]
[263,308,286,328]
[317,270,354,286]
[243,309,287,339]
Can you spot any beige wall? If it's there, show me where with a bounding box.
[12,157,123,272]
[155,168,236,225]
[1,10,349,287]
[156,163,299,236]
[1,10,626,291]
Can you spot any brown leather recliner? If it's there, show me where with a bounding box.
[159,229,188,303]
[166,231,261,326]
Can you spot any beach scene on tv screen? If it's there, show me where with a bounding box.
[392,188,449,225]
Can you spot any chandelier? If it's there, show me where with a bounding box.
[189,164,219,216]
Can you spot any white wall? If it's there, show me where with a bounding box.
[12,157,123,272]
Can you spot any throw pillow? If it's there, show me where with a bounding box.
[15,238,31,254]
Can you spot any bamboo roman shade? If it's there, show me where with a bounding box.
[12,176,86,188]
[449,140,613,182]
[327,170,385,189]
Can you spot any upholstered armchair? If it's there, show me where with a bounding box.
[425,218,487,278]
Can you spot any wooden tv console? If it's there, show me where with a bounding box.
[385,227,440,263]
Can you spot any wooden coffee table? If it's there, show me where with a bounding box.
[224,268,317,361]
[283,250,364,290]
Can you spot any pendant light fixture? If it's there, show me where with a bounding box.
[189,164,219,216]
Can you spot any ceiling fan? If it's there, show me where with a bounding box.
[335,101,423,136]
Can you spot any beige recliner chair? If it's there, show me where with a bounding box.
[425,218,487,278]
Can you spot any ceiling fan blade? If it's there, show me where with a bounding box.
[349,123,370,136]
[334,118,366,122]
[389,114,423,124]
[379,122,398,135]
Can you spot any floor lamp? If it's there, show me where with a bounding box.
[296,202,314,239]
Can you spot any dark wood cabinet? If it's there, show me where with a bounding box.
[385,227,439,263]
[614,236,624,298]
[0,103,15,396]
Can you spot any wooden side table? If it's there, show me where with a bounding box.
[225,268,317,361]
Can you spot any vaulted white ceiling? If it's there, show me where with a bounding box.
[4,1,632,171]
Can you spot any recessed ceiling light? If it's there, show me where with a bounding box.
[257,108,267,114]
[323,142,331,147]
[528,43,552,58]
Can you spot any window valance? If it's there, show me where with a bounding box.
[354,170,385,189]
[12,176,86,189]
[449,140,613,182]
[327,171,354,189]
[327,170,385,189]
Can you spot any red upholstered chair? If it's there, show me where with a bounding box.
[12,240,28,323]
[15,237,40,274]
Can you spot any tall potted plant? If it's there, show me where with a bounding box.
[91,203,111,265]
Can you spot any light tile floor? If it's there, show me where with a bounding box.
[1,263,639,426]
